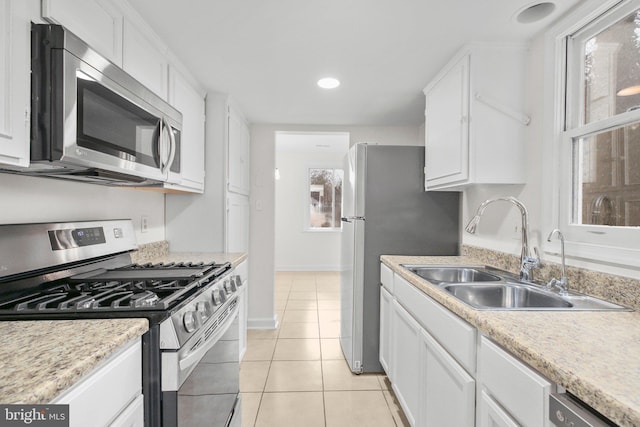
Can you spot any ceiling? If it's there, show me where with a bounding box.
[129,0,582,126]
[276,132,350,153]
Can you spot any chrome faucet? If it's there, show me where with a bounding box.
[545,229,569,295]
[465,196,540,281]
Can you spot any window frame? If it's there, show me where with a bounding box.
[544,0,640,268]
[303,166,344,233]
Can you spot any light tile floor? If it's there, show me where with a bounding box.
[240,271,410,427]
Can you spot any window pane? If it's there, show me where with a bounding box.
[572,123,640,226]
[309,168,343,229]
[583,8,640,124]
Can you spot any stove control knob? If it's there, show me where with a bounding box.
[211,290,221,306]
[183,311,200,333]
[228,277,237,292]
[196,301,212,321]
[222,279,234,294]
[218,287,228,303]
[233,275,243,288]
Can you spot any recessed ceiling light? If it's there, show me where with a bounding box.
[317,77,340,89]
[514,2,556,24]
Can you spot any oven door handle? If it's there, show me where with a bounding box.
[178,306,237,372]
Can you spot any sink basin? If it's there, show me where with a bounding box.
[401,264,629,311]
[441,283,573,310]
[402,265,503,285]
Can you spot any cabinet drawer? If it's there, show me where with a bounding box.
[380,263,393,293]
[479,336,551,427]
[394,274,476,374]
[52,339,142,427]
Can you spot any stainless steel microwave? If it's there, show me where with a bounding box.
[27,24,182,185]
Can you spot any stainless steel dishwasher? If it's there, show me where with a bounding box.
[549,393,618,426]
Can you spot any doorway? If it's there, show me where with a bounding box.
[274,131,350,271]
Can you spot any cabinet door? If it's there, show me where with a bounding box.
[42,0,123,65]
[238,283,248,361]
[167,66,205,192]
[227,107,250,195]
[52,339,142,427]
[477,390,519,427]
[123,19,168,99]
[379,286,393,378]
[110,394,144,427]
[420,329,475,427]
[391,300,421,426]
[479,336,551,427]
[226,193,250,253]
[0,0,30,167]
[424,54,470,189]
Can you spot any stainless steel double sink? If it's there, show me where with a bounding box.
[402,265,627,311]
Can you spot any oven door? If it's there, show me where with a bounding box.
[162,300,240,427]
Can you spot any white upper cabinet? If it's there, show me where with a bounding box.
[122,17,168,100]
[424,43,529,191]
[42,0,123,66]
[167,66,205,193]
[227,105,251,195]
[226,192,250,252]
[0,0,30,167]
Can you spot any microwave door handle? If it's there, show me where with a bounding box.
[157,118,166,172]
[164,118,177,172]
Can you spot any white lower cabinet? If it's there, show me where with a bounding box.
[420,330,475,427]
[52,338,143,427]
[236,259,249,360]
[478,336,552,427]
[109,394,144,427]
[379,286,393,377]
[380,262,554,427]
[478,390,519,427]
[391,299,421,426]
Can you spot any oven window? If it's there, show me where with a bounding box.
[77,77,160,168]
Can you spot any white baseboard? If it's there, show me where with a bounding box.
[248,315,279,330]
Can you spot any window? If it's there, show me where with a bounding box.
[308,168,343,229]
[554,0,640,263]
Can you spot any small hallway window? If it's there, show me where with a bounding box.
[308,168,343,229]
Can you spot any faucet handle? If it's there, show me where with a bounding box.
[520,249,541,282]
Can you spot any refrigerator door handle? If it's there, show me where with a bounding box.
[341,216,366,223]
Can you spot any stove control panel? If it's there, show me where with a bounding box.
[49,227,106,250]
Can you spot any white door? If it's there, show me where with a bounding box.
[390,300,421,426]
[0,0,30,167]
[379,286,393,378]
[420,329,475,427]
[226,193,249,253]
[477,390,519,427]
[425,54,470,187]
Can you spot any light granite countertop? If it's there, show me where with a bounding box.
[382,255,640,427]
[0,319,148,404]
[131,244,247,269]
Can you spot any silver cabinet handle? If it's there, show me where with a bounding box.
[341,216,365,223]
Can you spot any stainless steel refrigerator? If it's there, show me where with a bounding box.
[339,143,460,373]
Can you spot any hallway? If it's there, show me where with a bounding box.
[239,271,409,427]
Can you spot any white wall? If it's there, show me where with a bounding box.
[0,173,165,244]
[249,124,422,326]
[165,93,226,253]
[275,150,345,271]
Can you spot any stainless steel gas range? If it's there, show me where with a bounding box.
[0,220,242,427]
